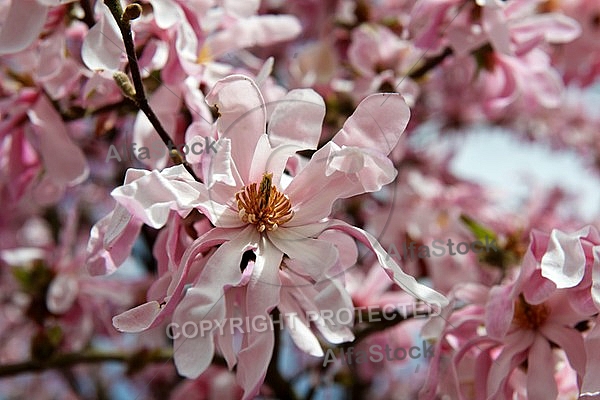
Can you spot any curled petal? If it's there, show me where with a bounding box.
[332,93,409,155]
[540,228,588,288]
[326,219,449,307]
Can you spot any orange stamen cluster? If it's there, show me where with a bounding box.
[235,173,293,233]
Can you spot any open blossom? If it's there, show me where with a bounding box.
[536,225,600,397]
[0,90,89,205]
[82,0,302,78]
[422,230,593,400]
[88,74,447,396]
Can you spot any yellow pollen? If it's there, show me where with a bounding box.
[235,173,294,232]
[512,294,549,331]
[197,44,212,64]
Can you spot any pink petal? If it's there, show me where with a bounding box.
[522,269,556,305]
[581,320,600,396]
[326,220,449,307]
[280,272,354,344]
[132,84,182,169]
[117,228,241,333]
[332,93,410,155]
[568,286,598,316]
[482,55,519,112]
[592,247,600,309]
[269,227,337,281]
[112,165,242,229]
[526,335,558,400]
[111,166,199,228]
[86,205,143,276]
[290,316,325,356]
[540,323,585,376]
[511,13,581,45]
[173,227,260,378]
[223,0,260,17]
[541,228,587,288]
[148,0,182,29]
[483,1,512,55]
[26,95,89,185]
[81,3,124,71]
[285,143,396,226]
[267,89,325,151]
[529,68,563,109]
[46,274,79,314]
[112,301,162,332]
[317,230,358,269]
[203,15,301,59]
[202,138,239,188]
[312,278,355,340]
[172,287,223,378]
[326,146,397,191]
[0,0,48,54]
[236,236,282,398]
[206,75,266,184]
[485,284,515,339]
[487,331,534,397]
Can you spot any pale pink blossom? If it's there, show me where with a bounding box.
[91,74,447,397]
[536,225,600,397]
[0,90,88,205]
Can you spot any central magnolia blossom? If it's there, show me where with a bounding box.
[235,172,294,232]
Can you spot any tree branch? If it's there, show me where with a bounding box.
[0,348,173,379]
[103,0,200,181]
[408,47,453,80]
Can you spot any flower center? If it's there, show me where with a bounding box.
[235,172,294,233]
[512,294,549,331]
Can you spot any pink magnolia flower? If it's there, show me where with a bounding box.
[445,0,580,57]
[0,90,89,205]
[483,272,588,400]
[557,0,600,86]
[91,74,448,397]
[82,0,301,79]
[420,222,598,399]
[537,225,600,397]
[446,233,590,399]
[347,23,420,105]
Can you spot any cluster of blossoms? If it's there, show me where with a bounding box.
[1,0,600,399]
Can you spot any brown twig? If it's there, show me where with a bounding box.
[103,0,200,181]
[0,348,173,379]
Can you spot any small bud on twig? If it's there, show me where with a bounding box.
[113,71,137,100]
[122,3,142,22]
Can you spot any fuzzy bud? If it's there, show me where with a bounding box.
[113,71,136,100]
[122,3,143,22]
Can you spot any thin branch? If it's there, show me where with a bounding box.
[348,307,434,346]
[408,47,453,80]
[103,0,200,181]
[0,348,173,379]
